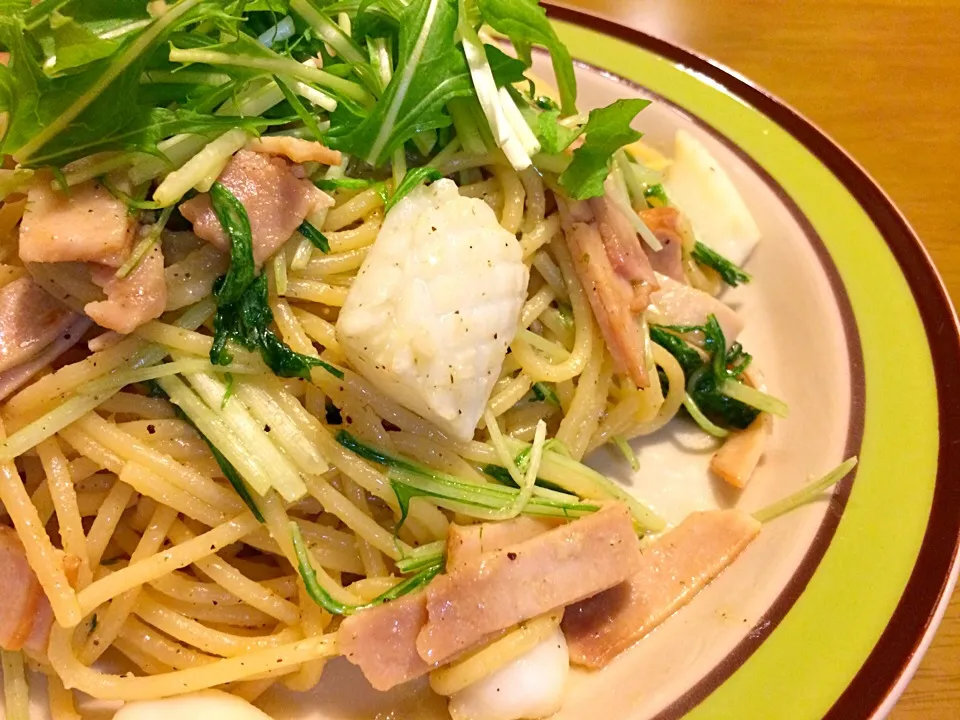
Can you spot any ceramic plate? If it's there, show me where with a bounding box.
[70,5,960,720]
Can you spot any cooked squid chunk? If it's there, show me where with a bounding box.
[663,129,761,266]
[337,179,528,441]
[448,626,569,720]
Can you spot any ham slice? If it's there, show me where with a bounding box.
[647,272,744,342]
[179,150,328,267]
[0,277,79,373]
[0,316,92,403]
[446,517,561,571]
[85,244,166,334]
[0,527,47,652]
[19,179,135,266]
[417,504,641,665]
[563,509,760,668]
[640,207,686,282]
[338,591,432,692]
[710,413,771,488]
[560,198,658,387]
[246,136,343,166]
[590,197,658,290]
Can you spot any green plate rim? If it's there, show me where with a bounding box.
[544,3,960,718]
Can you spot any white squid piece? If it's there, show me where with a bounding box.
[448,626,570,720]
[663,129,761,266]
[336,180,528,440]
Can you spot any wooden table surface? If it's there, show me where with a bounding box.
[561,0,960,717]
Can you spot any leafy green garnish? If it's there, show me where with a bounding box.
[297,220,330,253]
[291,521,443,615]
[531,381,560,407]
[209,181,256,306]
[536,108,582,155]
[650,317,760,431]
[211,274,344,380]
[274,74,324,142]
[643,183,669,207]
[384,165,442,213]
[326,0,525,166]
[475,0,577,116]
[558,98,651,200]
[691,241,752,287]
[336,430,599,528]
[0,0,213,165]
[207,183,343,380]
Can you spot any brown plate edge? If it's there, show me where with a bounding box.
[543,2,960,718]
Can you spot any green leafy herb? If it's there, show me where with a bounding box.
[385,165,441,213]
[475,0,577,116]
[297,220,330,253]
[327,0,525,166]
[291,521,443,615]
[558,98,651,200]
[531,381,560,407]
[313,176,377,192]
[221,372,235,409]
[536,108,582,154]
[336,430,599,528]
[691,241,752,287]
[208,183,342,380]
[274,74,324,142]
[395,540,445,574]
[753,457,858,523]
[650,318,761,431]
[643,183,669,207]
[612,435,640,471]
[209,182,256,306]
[42,11,121,78]
[211,274,344,380]
[0,0,211,165]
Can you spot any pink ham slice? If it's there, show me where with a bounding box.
[340,518,560,691]
[560,198,658,387]
[563,509,760,668]
[647,272,744,343]
[338,591,432,692]
[0,527,48,652]
[446,517,561,571]
[640,207,686,282]
[18,179,135,266]
[84,244,166,334]
[179,150,328,267]
[339,507,638,691]
[416,504,641,665]
[710,413,771,488]
[0,316,92,403]
[0,277,80,373]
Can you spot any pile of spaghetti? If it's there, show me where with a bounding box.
[0,2,849,719]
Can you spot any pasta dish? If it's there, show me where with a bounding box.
[0,1,855,718]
